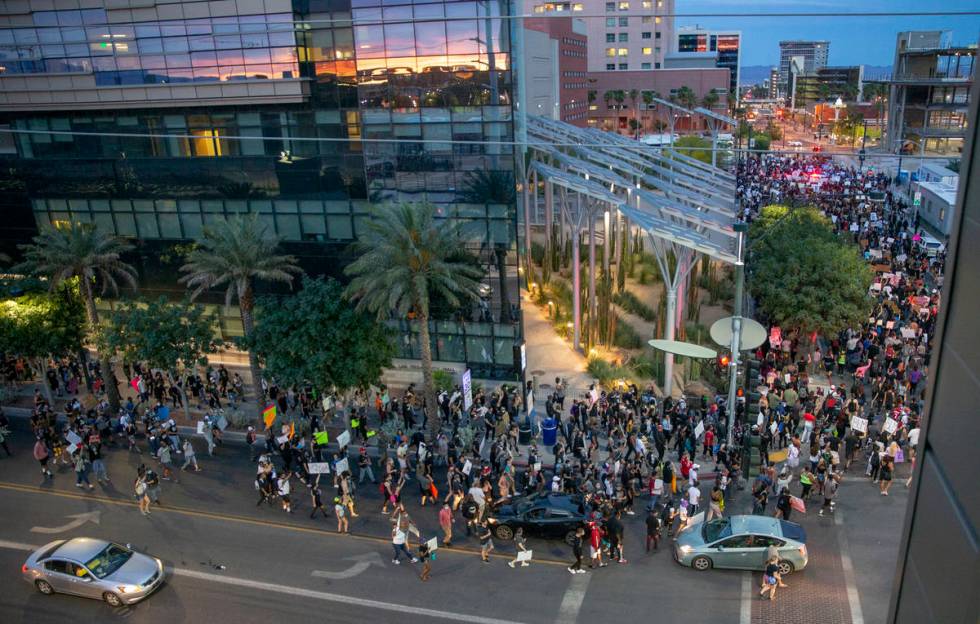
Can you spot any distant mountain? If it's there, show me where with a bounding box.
[739,64,893,86]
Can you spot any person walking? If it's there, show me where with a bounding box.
[73,448,93,490]
[568,527,586,574]
[760,555,780,601]
[135,472,151,516]
[357,447,376,484]
[143,465,161,505]
[478,521,495,563]
[645,508,661,552]
[391,522,417,565]
[438,503,454,547]
[309,483,329,519]
[278,472,292,513]
[181,438,201,472]
[88,441,109,485]
[879,456,894,496]
[334,496,349,533]
[706,486,724,521]
[158,442,179,484]
[819,472,840,516]
[33,438,52,479]
[507,527,529,568]
[687,481,701,517]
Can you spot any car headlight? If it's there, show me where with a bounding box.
[117,584,141,594]
[678,545,692,554]
[487,518,498,524]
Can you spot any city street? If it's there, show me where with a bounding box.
[0,414,907,624]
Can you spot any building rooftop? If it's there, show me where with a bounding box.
[917,180,959,206]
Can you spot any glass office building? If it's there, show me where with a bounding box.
[0,0,522,380]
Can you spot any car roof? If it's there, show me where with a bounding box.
[729,515,782,536]
[51,537,110,562]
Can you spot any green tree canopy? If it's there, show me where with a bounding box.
[673,135,713,165]
[98,297,221,414]
[749,205,872,362]
[242,276,394,394]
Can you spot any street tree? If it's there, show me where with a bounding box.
[243,276,394,397]
[98,297,221,418]
[345,203,483,440]
[673,135,713,165]
[748,205,872,371]
[676,85,697,109]
[179,213,303,409]
[0,288,85,404]
[15,222,138,411]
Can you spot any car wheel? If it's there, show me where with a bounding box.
[103,592,123,607]
[35,579,54,595]
[691,555,713,571]
[777,560,795,576]
[494,525,514,541]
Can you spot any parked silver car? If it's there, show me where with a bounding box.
[673,515,808,576]
[21,538,164,606]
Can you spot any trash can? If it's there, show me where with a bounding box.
[541,417,558,447]
[518,418,532,445]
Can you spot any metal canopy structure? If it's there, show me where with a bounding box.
[525,115,739,395]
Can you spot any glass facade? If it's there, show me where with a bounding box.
[0,0,522,379]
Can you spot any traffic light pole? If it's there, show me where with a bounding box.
[725,223,748,449]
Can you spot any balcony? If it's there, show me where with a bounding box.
[887,74,973,86]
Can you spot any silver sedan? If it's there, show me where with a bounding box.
[22,537,165,606]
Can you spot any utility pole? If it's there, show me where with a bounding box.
[725,222,748,448]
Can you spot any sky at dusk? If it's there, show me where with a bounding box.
[676,0,980,67]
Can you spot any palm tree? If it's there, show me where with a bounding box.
[16,222,138,410]
[604,90,614,109]
[701,91,720,110]
[726,90,738,116]
[676,85,697,109]
[628,89,639,137]
[344,203,483,441]
[179,213,302,408]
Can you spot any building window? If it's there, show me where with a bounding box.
[617,48,628,56]
[641,62,651,69]
[573,3,584,10]
[642,0,652,7]
[618,33,628,42]
[642,16,651,23]
[642,32,652,39]
[619,17,629,26]
[606,33,615,42]
[606,18,616,27]
[655,62,660,68]
[655,31,661,39]
[618,1,630,10]
[619,63,628,70]
[606,2,615,10]
[655,16,662,24]
[606,63,616,70]
[606,47,616,57]
[642,47,652,55]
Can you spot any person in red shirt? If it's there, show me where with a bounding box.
[702,427,715,460]
[588,521,607,568]
[680,453,692,480]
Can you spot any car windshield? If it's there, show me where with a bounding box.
[702,518,732,543]
[84,543,133,579]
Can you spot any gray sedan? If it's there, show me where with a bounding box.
[22,537,164,606]
[673,515,808,576]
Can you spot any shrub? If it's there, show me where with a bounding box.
[613,290,657,322]
[586,355,631,387]
[613,317,645,349]
[432,369,455,393]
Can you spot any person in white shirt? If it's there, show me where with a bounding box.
[687,483,701,516]
[278,472,292,513]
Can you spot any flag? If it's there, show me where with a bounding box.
[262,404,276,429]
[288,422,295,439]
[314,431,329,445]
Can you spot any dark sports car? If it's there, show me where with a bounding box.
[486,493,587,545]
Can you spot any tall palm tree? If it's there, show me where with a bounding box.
[16,222,138,410]
[676,85,697,109]
[179,213,302,408]
[344,202,483,440]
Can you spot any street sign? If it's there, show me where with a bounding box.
[913,191,921,207]
[462,368,473,411]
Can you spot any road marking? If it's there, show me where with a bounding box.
[0,539,526,624]
[311,551,385,580]
[555,571,591,623]
[173,567,529,624]
[740,571,753,624]
[835,511,866,624]
[0,482,567,566]
[0,539,36,551]
[31,510,101,534]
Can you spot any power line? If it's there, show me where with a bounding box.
[0,127,959,161]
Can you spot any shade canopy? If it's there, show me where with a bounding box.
[647,339,718,359]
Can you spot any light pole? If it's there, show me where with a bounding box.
[725,222,748,448]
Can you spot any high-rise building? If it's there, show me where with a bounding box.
[792,66,864,108]
[673,26,740,94]
[526,0,674,73]
[0,0,524,380]
[523,13,590,126]
[768,67,779,100]
[885,31,975,155]
[778,40,829,94]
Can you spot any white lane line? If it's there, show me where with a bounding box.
[835,511,866,624]
[740,571,753,624]
[555,572,592,624]
[0,540,37,551]
[172,567,528,624]
[0,540,526,624]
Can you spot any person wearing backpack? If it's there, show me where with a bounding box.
[461,494,479,536]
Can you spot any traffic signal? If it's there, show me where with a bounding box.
[718,353,731,368]
[743,358,762,423]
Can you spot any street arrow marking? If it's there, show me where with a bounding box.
[31,511,102,534]
[311,551,385,580]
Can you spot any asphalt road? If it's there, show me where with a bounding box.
[0,416,908,624]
